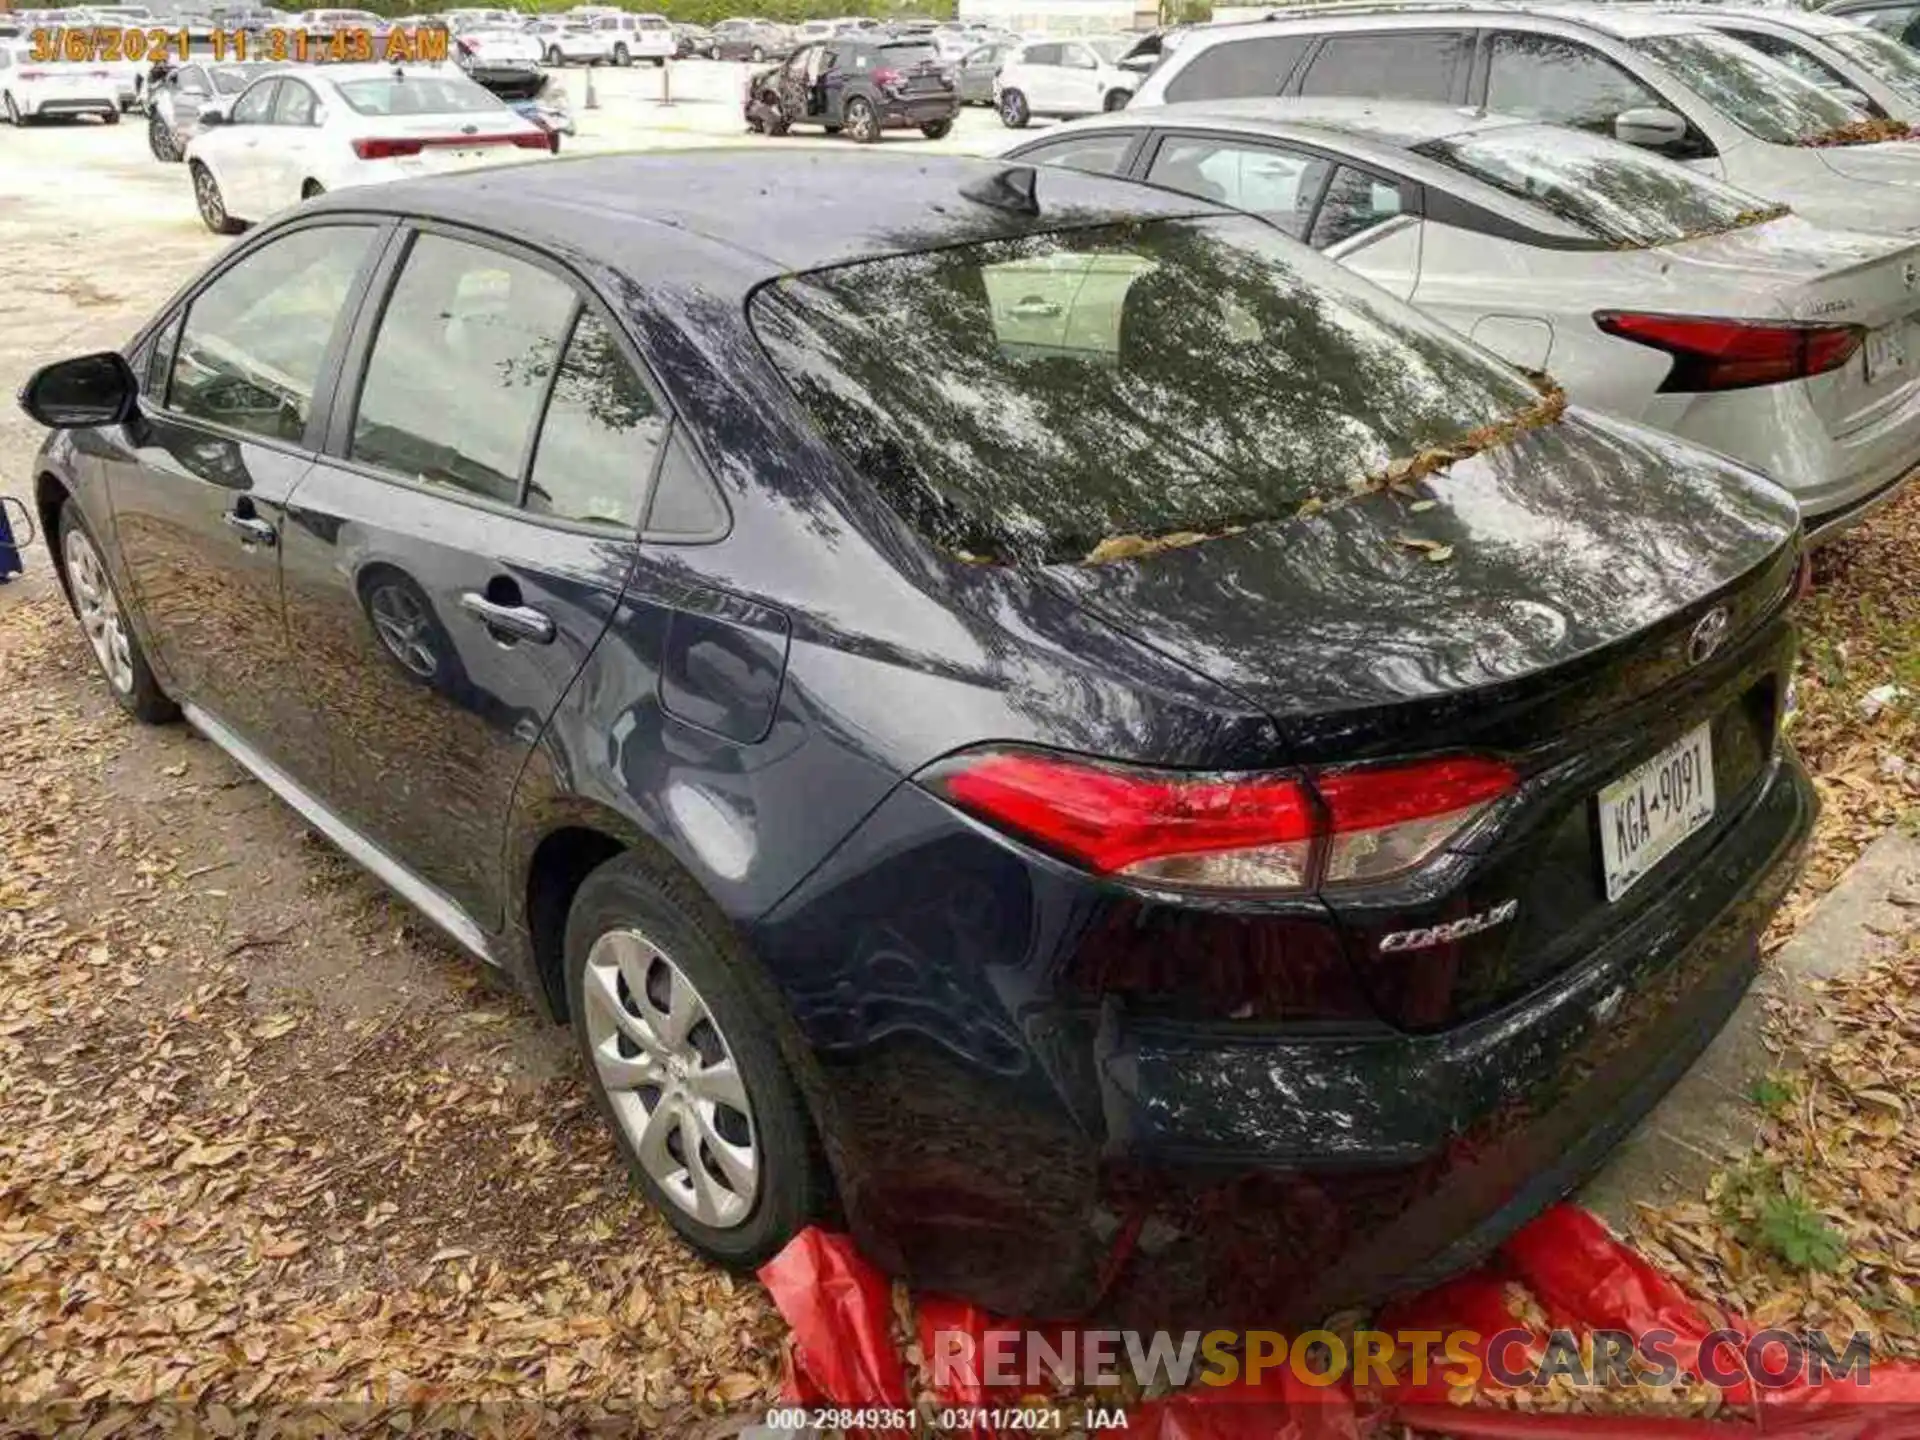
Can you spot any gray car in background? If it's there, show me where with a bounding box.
[711,16,792,61]
[956,38,1014,104]
[146,58,279,161]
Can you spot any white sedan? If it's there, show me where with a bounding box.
[185,63,552,233]
[452,25,545,69]
[0,40,120,123]
[1008,97,1920,540]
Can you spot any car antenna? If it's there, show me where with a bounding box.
[960,165,1040,216]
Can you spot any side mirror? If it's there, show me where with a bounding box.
[17,351,139,429]
[1613,106,1688,149]
[199,103,227,125]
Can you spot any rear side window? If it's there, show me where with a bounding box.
[1297,31,1470,102]
[526,311,664,528]
[351,234,577,507]
[1308,167,1404,249]
[169,224,375,442]
[1163,34,1309,101]
[1018,131,1136,176]
[751,216,1542,565]
[1146,137,1331,239]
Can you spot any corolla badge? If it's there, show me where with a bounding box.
[1378,899,1519,954]
[1688,605,1731,666]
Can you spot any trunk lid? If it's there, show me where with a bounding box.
[1042,409,1800,1029]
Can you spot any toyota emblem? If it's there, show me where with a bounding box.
[1688,605,1731,666]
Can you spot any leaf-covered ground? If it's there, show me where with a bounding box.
[0,589,785,1434]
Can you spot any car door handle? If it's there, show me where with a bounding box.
[223,510,276,546]
[459,591,556,644]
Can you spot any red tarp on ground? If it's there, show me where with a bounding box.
[758,1203,1920,1438]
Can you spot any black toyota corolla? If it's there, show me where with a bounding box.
[18,152,1813,1326]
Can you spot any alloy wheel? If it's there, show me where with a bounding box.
[582,927,759,1229]
[63,526,135,696]
[367,583,439,679]
[4,92,20,125]
[148,110,178,160]
[846,98,877,142]
[192,166,225,230]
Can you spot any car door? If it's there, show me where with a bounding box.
[279,224,655,928]
[1055,41,1103,112]
[262,76,321,215]
[102,218,386,787]
[1305,163,1423,297]
[212,75,280,216]
[1017,42,1059,109]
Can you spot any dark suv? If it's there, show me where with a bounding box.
[746,37,957,141]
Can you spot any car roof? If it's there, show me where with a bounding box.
[1647,4,1865,35]
[301,151,1226,281]
[1218,3,1717,40]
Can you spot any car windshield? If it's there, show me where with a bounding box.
[1633,31,1861,144]
[1416,124,1785,247]
[1085,35,1129,62]
[879,40,936,65]
[752,215,1546,565]
[335,74,503,113]
[1822,25,1920,102]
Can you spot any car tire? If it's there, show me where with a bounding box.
[998,87,1029,127]
[844,95,879,143]
[613,41,629,65]
[147,109,181,161]
[546,45,563,64]
[103,106,120,125]
[750,44,764,61]
[2,91,20,125]
[1103,87,1129,112]
[759,94,789,135]
[301,179,324,199]
[564,850,827,1269]
[57,502,178,725]
[652,55,665,67]
[190,161,242,235]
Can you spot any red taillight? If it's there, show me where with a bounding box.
[872,65,903,91]
[511,131,552,150]
[1595,310,1864,393]
[353,136,424,159]
[925,748,1516,893]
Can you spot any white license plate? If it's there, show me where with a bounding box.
[1866,323,1911,383]
[1597,723,1715,903]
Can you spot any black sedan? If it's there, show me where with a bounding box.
[746,38,957,141]
[19,152,1813,1325]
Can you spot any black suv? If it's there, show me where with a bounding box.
[746,37,957,142]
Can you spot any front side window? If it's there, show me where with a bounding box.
[1297,31,1470,103]
[1146,137,1331,238]
[1633,32,1859,143]
[751,216,1542,565]
[1308,167,1404,249]
[525,311,663,528]
[1059,43,1096,69]
[1164,34,1310,101]
[351,234,577,507]
[1024,42,1060,66]
[168,224,375,442]
[1485,33,1664,133]
[175,63,209,93]
[273,79,316,124]
[1418,123,1781,246]
[230,77,277,122]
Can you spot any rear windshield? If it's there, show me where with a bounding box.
[1633,31,1861,144]
[1823,25,1920,103]
[210,63,261,91]
[752,215,1544,565]
[335,74,503,113]
[877,40,937,65]
[1416,124,1784,247]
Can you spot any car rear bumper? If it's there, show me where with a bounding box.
[23,94,120,116]
[877,95,958,126]
[752,740,1815,1324]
